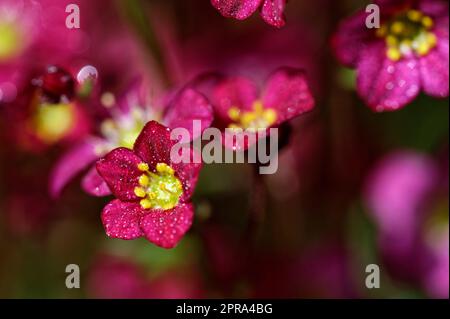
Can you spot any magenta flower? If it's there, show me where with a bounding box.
[95,121,201,248]
[365,151,449,298]
[207,67,314,150]
[211,0,287,28]
[333,0,449,111]
[50,81,212,198]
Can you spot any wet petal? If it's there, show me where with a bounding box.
[140,203,194,249]
[211,0,262,20]
[81,166,112,197]
[420,32,449,98]
[133,121,174,169]
[260,0,286,28]
[356,42,420,111]
[332,10,371,67]
[212,77,259,124]
[96,147,143,201]
[262,67,315,125]
[164,88,213,142]
[101,200,143,240]
[49,139,101,198]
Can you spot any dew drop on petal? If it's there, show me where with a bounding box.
[77,65,98,85]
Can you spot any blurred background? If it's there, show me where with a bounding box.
[0,0,448,298]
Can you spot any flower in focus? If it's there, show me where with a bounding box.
[95,121,201,248]
[50,81,212,198]
[365,151,449,298]
[333,0,449,111]
[211,0,287,28]
[205,67,314,150]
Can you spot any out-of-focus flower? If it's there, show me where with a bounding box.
[88,254,204,298]
[3,65,91,152]
[333,0,449,111]
[95,121,201,248]
[210,0,287,28]
[203,67,314,150]
[365,151,449,298]
[50,81,212,198]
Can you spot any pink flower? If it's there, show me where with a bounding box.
[333,0,449,111]
[95,121,201,248]
[211,0,287,28]
[50,81,212,198]
[365,151,449,297]
[203,67,314,150]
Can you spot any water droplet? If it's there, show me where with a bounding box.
[77,65,98,85]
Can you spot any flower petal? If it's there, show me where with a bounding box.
[420,33,449,98]
[262,67,315,124]
[211,0,262,20]
[356,42,420,111]
[96,147,143,201]
[172,152,203,201]
[140,203,194,249]
[49,139,101,198]
[81,166,112,197]
[164,88,213,142]
[212,77,259,124]
[332,10,372,67]
[260,0,286,28]
[133,121,174,169]
[101,200,143,240]
[418,0,449,19]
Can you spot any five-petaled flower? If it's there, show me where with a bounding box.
[333,0,449,111]
[209,67,314,150]
[96,121,201,248]
[211,0,287,28]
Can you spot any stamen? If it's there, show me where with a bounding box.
[138,162,149,171]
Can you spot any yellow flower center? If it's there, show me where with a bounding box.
[134,162,183,210]
[100,106,158,150]
[0,22,23,61]
[227,100,277,131]
[377,9,438,61]
[32,103,76,144]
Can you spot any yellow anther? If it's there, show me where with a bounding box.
[228,107,241,121]
[417,41,431,56]
[253,101,264,113]
[386,35,398,46]
[148,192,157,200]
[156,163,174,175]
[140,198,152,209]
[228,123,240,129]
[138,174,150,187]
[391,21,405,35]
[421,16,434,29]
[387,47,402,61]
[134,187,146,198]
[427,33,437,47]
[137,162,149,171]
[240,112,257,127]
[263,109,277,125]
[407,10,423,22]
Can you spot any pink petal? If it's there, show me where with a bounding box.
[212,77,259,124]
[356,42,421,111]
[133,121,173,170]
[211,0,262,20]
[262,67,315,125]
[81,166,112,197]
[164,88,213,142]
[418,0,449,18]
[96,147,143,201]
[260,0,286,28]
[101,200,143,240]
[332,10,372,67]
[140,203,194,249]
[49,139,101,198]
[172,155,202,201]
[420,33,449,98]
